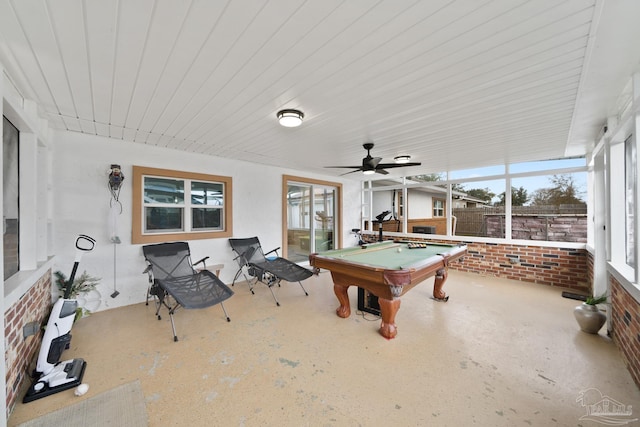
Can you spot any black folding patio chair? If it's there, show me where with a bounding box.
[228,237,312,306]
[142,242,233,341]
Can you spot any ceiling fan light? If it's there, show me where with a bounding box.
[277,109,304,127]
[362,169,375,175]
[394,155,411,164]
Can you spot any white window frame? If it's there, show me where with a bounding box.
[433,198,445,217]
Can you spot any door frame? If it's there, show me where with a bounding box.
[282,175,343,258]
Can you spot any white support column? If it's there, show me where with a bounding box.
[402,177,407,233]
[47,144,54,257]
[1,64,8,427]
[603,117,615,267]
[609,141,625,264]
[633,73,640,284]
[365,180,373,232]
[19,132,37,270]
[505,165,512,240]
[593,146,608,298]
[445,171,452,236]
[36,145,48,262]
[446,183,452,236]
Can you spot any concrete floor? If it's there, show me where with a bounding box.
[9,270,640,426]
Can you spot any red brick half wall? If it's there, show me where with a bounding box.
[4,270,52,418]
[611,276,640,389]
[362,235,591,294]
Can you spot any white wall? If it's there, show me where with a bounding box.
[372,188,434,221]
[372,190,394,220]
[407,189,432,218]
[52,130,361,311]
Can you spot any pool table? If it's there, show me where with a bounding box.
[309,241,467,339]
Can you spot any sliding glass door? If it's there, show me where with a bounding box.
[284,177,341,263]
[286,183,312,263]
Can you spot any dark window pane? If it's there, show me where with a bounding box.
[144,177,184,204]
[191,181,223,205]
[145,207,183,231]
[192,208,222,230]
[3,116,19,280]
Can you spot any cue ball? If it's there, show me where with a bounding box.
[397,247,402,252]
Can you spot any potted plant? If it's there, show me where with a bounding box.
[54,270,101,321]
[573,292,608,334]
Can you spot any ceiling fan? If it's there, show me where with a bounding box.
[326,142,421,175]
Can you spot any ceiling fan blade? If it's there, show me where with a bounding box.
[364,157,382,168]
[375,162,422,169]
[340,169,363,176]
[325,143,420,176]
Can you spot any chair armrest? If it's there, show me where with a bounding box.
[264,247,281,257]
[193,256,210,268]
[143,264,154,283]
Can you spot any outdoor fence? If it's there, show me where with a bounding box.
[453,204,587,242]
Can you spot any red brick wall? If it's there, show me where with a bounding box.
[362,235,591,294]
[4,270,52,418]
[610,276,640,388]
[587,250,594,293]
[452,241,590,293]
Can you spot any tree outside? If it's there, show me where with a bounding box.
[530,174,585,206]
[496,186,529,206]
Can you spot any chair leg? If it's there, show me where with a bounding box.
[298,281,309,296]
[220,302,231,322]
[168,309,178,342]
[268,286,280,306]
[154,297,163,320]
[234,267,257,294]
[231,269,243,286]
[146,283,157,306]
[248,277,257,294]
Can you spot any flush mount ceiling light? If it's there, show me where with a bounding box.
[277,109,304,127]
[394,155,411,164]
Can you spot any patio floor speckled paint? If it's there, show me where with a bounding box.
[9,270,640,426]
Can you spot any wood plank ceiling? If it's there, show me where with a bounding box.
[0,0,639,179]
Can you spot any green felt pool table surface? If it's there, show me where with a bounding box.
[317,241,462,270]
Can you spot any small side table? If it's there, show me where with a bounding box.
[197,263,224,277]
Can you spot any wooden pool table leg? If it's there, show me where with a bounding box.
[433,267,448,301]
[378,297,401,339]
[333,283,351,318]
